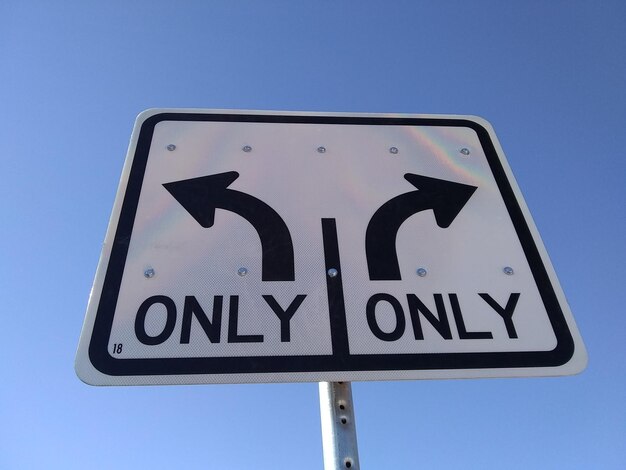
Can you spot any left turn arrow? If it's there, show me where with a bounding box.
[163,171,295,281]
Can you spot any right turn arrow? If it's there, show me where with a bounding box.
[366,173,477,280]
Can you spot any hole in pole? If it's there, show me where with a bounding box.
[340,416,348,424]
[345,458,353,468]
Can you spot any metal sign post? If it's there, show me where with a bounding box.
[319,382,360,470]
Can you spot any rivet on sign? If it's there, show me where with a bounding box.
[166,144,176,151]
[416,267,428,277]
[389,147,399,154]
[503,266,514,275]
[327,268,338,278]
[242,145,252,153]
[144,268,155,278]
[317,146,326,154]
[238,267,248,276]
[460,148,470,156]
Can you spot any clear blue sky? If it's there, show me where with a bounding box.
[2,1,625,469]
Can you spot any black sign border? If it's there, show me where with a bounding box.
[88,112,575,377]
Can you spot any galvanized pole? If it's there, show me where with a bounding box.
[319,382,360,469]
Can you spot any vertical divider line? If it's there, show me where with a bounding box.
[321,218,350,362]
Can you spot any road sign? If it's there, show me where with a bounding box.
[75,110,587,385]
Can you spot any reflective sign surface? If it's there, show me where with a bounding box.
[75,110,586,385]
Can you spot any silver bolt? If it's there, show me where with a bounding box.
[242,145,252,153]
[503,266,514,275]
[327,268,338,278]
[238,267,248,276]
[416,267,428,277]
[144,268,155,278]
[460,148,470,156]
[317,146,326,154]
[166,144,176,151]
[389,147,399,154]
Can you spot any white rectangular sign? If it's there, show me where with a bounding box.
[76,110,586,385]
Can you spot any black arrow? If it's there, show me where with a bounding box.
[366,173,477,280]
[163,171,295,281]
